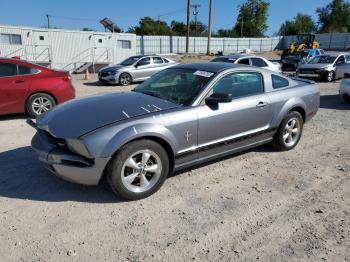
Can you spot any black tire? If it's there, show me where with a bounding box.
[26,93,56,118]
[272,111,304,151]
[107,140,170,200]
[325,71,335,82]
[119,73,132,86]
[343,94,350,103]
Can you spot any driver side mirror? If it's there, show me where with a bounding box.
[205,93,232,105]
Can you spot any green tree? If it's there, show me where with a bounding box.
[233,0,270,37]
[214,29,238,37]
[127,17,173,35]
[170,20,187,36]
[189,21,207,36]
[279,14,315,36]
[316,0,350,33]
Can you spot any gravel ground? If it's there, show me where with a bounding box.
[0,75,349,261]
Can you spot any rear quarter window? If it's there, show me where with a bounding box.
[272,74,289,89]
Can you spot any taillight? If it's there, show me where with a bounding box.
[62,75,72,81]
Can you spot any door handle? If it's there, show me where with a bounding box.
[15,79,25,83]
[256,101,268,107]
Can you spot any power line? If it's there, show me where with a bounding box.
[191,4,201,37]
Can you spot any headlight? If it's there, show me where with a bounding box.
[66,139,91,158]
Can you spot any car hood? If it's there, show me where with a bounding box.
[299,63,332,69]
[36,92,179,138]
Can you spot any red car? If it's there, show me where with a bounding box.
[0,58,75,118]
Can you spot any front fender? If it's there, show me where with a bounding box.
[84,122,177,158]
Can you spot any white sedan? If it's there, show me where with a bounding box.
[210,54,281,73]
[340,73,350,102]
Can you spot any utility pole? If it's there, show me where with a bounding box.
[46,14,51,29]
[240,14,243,37]
[186,0,190,53]
[191,4,201,37]
[206,0,213,55]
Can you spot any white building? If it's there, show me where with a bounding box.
[0,25,136,72]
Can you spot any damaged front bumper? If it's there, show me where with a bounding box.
[30,130,110,186]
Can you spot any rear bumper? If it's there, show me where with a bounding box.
[31,132,110,185]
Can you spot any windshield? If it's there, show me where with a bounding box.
[120,56,141,66]
[308,55,336,64]
[134,68,215,105]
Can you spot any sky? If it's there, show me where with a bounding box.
[0,0,332,36]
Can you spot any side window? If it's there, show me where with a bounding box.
[153,57,164,64]
[212,72,264,99]
[237,58,250,65]
[18,65,33,75]
[251,58,267,67]
[345,55,350,64]
[336,56,345,64]
[271,74,289,89]
[137,57,151,66]
[0,62,17,77]
[162,58,170,63]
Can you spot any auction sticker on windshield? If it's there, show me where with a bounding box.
[193,70,214,77]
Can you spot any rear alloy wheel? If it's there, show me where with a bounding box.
[325,71,335,82]
[272,111,303,151]
[26,93,56,118]
[107,140,169,200]
[119,73,132,86]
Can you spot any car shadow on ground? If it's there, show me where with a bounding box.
[0,146,122,203]
[320,94,350,110]
[0,113,27,121]
[170,144,274,178]
[0,145,273,203]
[82,81,109,86]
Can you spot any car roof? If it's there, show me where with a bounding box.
[221,54,257,59]
[172,62,252,73]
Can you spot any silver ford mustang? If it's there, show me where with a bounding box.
[98,55,178,86]
[29,63,320,200]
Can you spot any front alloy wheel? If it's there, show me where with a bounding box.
[119,73,132,86]
[121,150,162,193]
[107,140,169,200]
[326,71,335,82]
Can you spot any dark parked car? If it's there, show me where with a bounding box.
[29,63,319,200]
[281,49,324,73]
[0,58,75,118]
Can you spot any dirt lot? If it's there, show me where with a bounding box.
[0,74,349,261]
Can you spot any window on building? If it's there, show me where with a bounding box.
[0,62,18,77]
[117,40,131,49]
[271,74,289,89]
[39,36,45,41]
[0,34,22,45]
[98,39,102,43]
